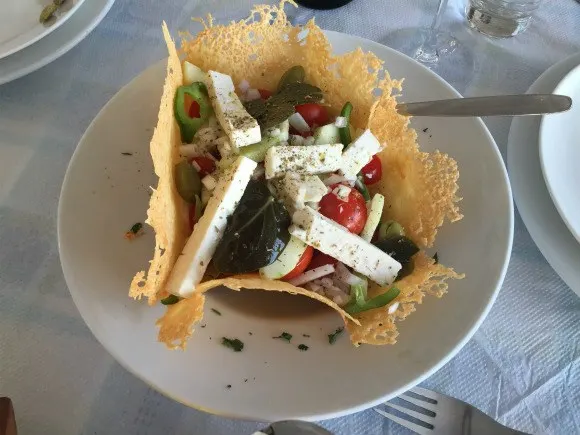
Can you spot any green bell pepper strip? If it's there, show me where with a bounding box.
[345,286,400,315]
[339,101,353,146]
[355,175,371,202]
[174,82,212,143]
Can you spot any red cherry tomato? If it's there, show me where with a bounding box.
[319,183,367,234]
[258,89,273,99]
[361,155,382,185]
[289,126,313,138]
[188,100,201,118]
[295,103,329,128]
[188,203,198,233]
[306,250,337,271]
[281,246,314,281]
[190,156,216,177]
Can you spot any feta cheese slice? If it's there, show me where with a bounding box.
[281,173,328,209]
[165,156,257,297]
[206,70,261,149]
[290,207,401,286]
[264,144,343,179]
[340,129,382,179]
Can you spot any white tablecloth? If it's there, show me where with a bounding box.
[1,1,579,434]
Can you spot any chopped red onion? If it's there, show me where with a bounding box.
[334,116,347,128]
[289,264,335,287]
[288,112,311,133]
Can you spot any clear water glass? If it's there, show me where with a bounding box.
[466,0,543,38]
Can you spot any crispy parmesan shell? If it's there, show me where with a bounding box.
[131,1,463,350]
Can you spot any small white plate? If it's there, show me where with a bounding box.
[0,0,85,61]
[0,0,115,86]
[58,31,513,420]
[539,64,580,243]
[508,53,580,297]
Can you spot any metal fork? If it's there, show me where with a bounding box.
[374,387,530,435]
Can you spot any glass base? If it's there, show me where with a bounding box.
[466,5,532,38]
[385,28,474,94]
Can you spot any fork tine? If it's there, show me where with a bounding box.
[385,401,435,424]
[374,407,433,435]
[400,393,438,412]
[410,386,440,401]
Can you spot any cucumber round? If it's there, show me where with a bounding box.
[314,124,341,145]
[259,236,308,279]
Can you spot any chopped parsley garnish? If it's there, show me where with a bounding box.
[273,332,292,342]
[433,252,439,264]
[302,334,310,338]
[160,295,180,305]
[121,152,133,156]
[221,337,244,352]
[211,308,222,316]
[328,327,344,344]
[124,222,143,240]
[298,344,309,351]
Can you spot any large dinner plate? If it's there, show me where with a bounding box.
[0,0,86,61]
[0,0,115,86]
[58,31,513,421]
[508,53,580,297]
[539,64,580,243]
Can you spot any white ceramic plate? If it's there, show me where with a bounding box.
[508,53,580,297]
[0,0,85,61]
[58,31,513,421]
[539,64,580,243]
[0,0,115,86]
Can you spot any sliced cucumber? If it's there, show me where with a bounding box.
[182,61,206,85]
[313,124,341,145]
[360,193,385,242]
[259,236,308,279]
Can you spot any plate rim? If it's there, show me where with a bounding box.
[0,0,87,61]
[58,30,514,421]
[508,52,580,297]
[0,0,115,86]
[538,63,580,244]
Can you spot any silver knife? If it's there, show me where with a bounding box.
[396,94,571,117]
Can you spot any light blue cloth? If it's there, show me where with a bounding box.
[0,1,579,434]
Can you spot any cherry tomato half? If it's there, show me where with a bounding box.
[306,250,337,271]
[295,103,329,128]
[319,183,368,234]
[281,246,314,281]
[190,156,216,177]
[258,89,273,99]
[188,100,201,118]
[361,155,382,185]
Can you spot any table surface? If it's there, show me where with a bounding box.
[1,1,579,434]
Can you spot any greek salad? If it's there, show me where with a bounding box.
[163,63,421,315]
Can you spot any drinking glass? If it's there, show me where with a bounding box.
[466,0,543,38]
[385,0,474,93]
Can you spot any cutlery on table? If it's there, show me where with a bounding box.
[396,94,571,116]
[374,386,530,435]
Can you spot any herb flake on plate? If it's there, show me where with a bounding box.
[298,344,309,351]
[211,308,222,315]
[328,327,344,344]
[273,332,292,342]
[124,222,143,240]
[221,337,244,352]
